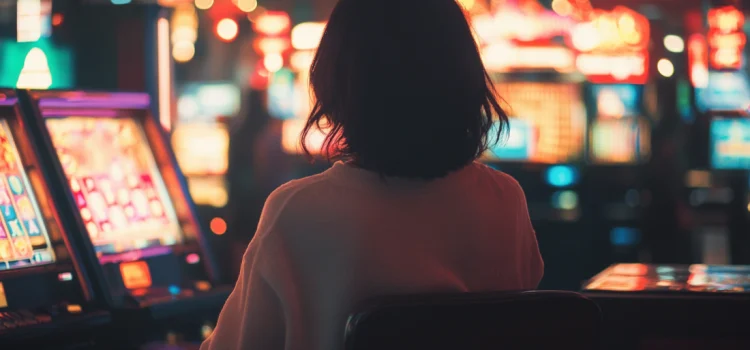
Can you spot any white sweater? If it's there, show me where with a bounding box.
[200,161,544,350]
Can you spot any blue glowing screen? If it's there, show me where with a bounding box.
[545,165,578,187]
[710,118,750,170]
[610,227,640,247]
[487,119,533,161]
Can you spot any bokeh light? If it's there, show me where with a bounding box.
[216,18,238,42]
[664,35,685,53]
[657,58,674,77]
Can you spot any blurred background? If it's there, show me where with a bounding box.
[2,0,750,291]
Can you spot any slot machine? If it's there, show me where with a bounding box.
[173,82,239,277]
[17,90,231,346]
[584,83,652,266]
[572,6,653,269]
[683,3,750,264]
[0,90,109,348]
[472,2,588,289]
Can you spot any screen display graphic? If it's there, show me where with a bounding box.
[0,120,55,271]
[45,117,183,258]
[711,117,750,170]
[487,83,586,163]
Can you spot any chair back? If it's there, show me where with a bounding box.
[345,290,601,350]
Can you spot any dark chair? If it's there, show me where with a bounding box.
[345,290,601,350]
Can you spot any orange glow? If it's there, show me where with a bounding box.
[157,17,173,130]
[253,37,291,55]
[571,6,649,84]
[707,6,745,70]
[708,6,744,33]
[209,217,227,235]
[489,83,586,163]
[611,263,648,276]
[282,119,329,155]
[482,44,575,72]
[688,34,709,88]
[291,22,326,51]
[571,6,649,53]
[253,11,291,36]
[120,261,153,290]
[216,18,238,42]
[51,13,63,26]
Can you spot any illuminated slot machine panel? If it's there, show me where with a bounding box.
[27,91,228,319]
[172,123,229,208]
[710,117,750,170]
[589,117,651,164]
[487,83,586,163]
[0,91,108,346]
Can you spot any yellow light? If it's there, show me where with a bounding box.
[216,18,238,42]
[664,35,685,53]
[66,304,83,314]
[195,0,213,10]
[551,0,573,17]
[157,17,173,131]
[290,51,315,72]
[657,58,674,77]
[172,41,195,63]
[235,0,257,13]
[16,48,52,89]
[457,0,475,11]
[291,22,326,50]
[17,0,43,43]
[264,53,284,73]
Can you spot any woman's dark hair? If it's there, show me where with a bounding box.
[301,0,508,179]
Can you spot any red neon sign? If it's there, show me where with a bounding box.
[572,6,650,84]
[688,34,709,88]
[707,6,746,70]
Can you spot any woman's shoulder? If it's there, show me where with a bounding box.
[469,161,523,192]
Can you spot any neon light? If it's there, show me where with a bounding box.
[291,22,326,51]
[707,6,746,70]
[157,17,172,131]
[483,44,575,72]
[576,53,648,84]
[253,11,291,36]
[546,165,577,187]
[571,6,650,84]
[15,47,52,89]
[688,34,709,88]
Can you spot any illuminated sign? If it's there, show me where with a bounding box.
[482,44,575,72]
[592,84,641,118]
[268,68,297,120]
[711,117,750,170]
[707,6,745,70]
[571,6,650,84]
[589,117,650,165]
[696,72,750,112]
[17,0,51,43]
[0,39,73,89]
[253,11,291,36]
[688,34,709,88]
[472,2,575,72]
[487,119,534,161]
[487,83,586,164]
[177,82,240,122]
[120,261,153,290]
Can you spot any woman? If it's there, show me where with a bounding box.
[202,1,543,349]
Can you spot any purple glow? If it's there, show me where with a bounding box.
[98,245,173,265]
[42,109,119,117]
[0,98,18,106]
[39,92,150,112]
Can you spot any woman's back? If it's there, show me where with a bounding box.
[202,162,543,350]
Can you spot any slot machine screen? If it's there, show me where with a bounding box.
[44,117,184,260]
[486,82,586,163]
[589,118,650,164]
[711,117,750,170]
[0,120,55,270]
